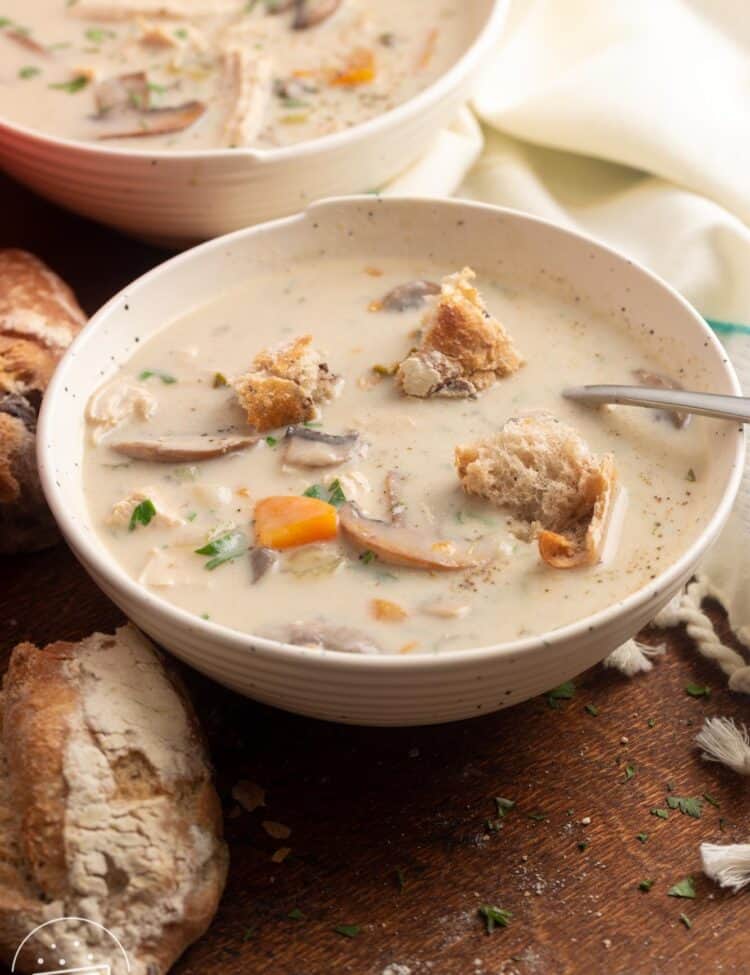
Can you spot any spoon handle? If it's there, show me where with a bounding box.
[563,385,750,424]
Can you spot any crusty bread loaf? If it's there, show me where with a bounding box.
[0,624,228,975]
[397,267,523,398]
[455,412,617,568]
[232,333,340,432]
[0,249,86,553]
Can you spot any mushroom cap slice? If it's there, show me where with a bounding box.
[264,619,381,655]
[111,434,257,462]
[284,426,359,467]
[292,0,342,30]
[632,369,690,428]
[378,280,440,312]
[538,455,617,569]
[96,100,206,140]
[339,502,493,571]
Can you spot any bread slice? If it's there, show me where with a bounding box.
[397,267,523,398]
[232,334,340,432]
[0,624,228,975]
[455,412,617,568]
[0,250,86,553]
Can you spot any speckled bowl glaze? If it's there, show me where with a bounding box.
[38,197,745,725]
[0,0,506,247]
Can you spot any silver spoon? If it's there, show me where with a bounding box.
[563,385,750,424]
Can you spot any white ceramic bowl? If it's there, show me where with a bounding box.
[38,197,745,726]
[0,1,506,247]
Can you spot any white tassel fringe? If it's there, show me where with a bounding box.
[701,843,750,892]
[603,639,665,677]
[695,717,750,776]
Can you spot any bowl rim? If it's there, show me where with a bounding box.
[0,0,507,163]
[38,195,746,673]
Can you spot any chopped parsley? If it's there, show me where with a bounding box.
[186,511,197,522]
[623,764,636,782]
[195,529,247,570]
[686,468,696,482]
[359,549,376,565]
[584,703,599,716]
[636,832,648,844]
[334,924,360,939]
[638,879,654,892]
[49,74,90,94]
[680,912,692,930]
[174,27,189,38]
[667,795,702,819]
[651,808,669,820]
[577,841,589,852]
[128,498,155,531]
[287,908,304,920]
[138,368,177,384]
[527,811,547,822]
[478,904,512,934]
[213,371,228,387]
[668,877,696,899]
[302,480,347,506]
[647,718,656,728]
[84,27,115,42]
[19,65,40,79]
[703,793,720,808]
[265,435,278,447]
[685,683,711,698]
[547,680,575,708]
[495,797,515,817]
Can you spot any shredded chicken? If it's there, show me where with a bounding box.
[221,46,273,147]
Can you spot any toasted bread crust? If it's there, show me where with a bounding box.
[0,626,228,975]
[233,334,339,432]
[398,268,523,398]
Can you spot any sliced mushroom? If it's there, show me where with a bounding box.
[111,434,258,462]
[3,29,50,56]
[378,280,440,312]
[284,426,359,468]
[250,546,278,583]
[633,369,690,428]
[339,501,494,571]
[94,71,151,115]
[292,0,342,30]
[96,100,206,139]
[264,620,381,655]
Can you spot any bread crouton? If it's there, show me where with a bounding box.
[397,267,523,399]
[455,413,616,569]
[232,334,340,433]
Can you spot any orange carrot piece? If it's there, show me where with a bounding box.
[330,48,375,86]
[371,598,408,622]
[416,28,439,70]
[255,496,338,549]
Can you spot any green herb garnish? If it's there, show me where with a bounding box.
[18,65,40,79]
[651,808,669,820]
[686,468,696,482]
[685,683,711,698]
[84,27,115,43]
[527,811,547,822]
[326,478,346,507]
[174,27,188,38]
[494,797,515,817]
[139,368,177,384]
[623,764,636,782]
[584,703,599,716]
[667,796,702,819]
[303,484,324,500]
[49,74,90,94]
[242,926,256,941]
[359,549,376,565]
[679,912,692,930]
[638,879,654,892]
[334,924,360,939]
[577,841,588,852]
[195,529,247,570]
[128,498,156,531]
[265,435,278,447]
[636,832,648,843]
[703,793,720,808]
[547,680,575,708]
[213,372,228,387]
[668,877,696,899]
[478,905,512,934]
[287,908,304,920]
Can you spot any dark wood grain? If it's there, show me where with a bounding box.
[2,172,749,975]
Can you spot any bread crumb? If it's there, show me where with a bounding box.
[271,846,291,863]
[232,779,266,812]
[581,816,591,826]
[263,820,292,839]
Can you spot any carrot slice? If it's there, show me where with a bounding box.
[330,48,376,86]
[255,495,338,549]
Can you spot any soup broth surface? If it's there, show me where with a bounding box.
[83,258,714,654]
[0,0,469,150]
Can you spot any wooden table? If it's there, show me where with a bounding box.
[2,173,749,975]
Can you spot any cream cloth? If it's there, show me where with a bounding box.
[385,0,750,646]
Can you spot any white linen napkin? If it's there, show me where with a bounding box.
[384,0,750,655]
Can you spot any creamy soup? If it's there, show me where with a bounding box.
[82,260,713,654]
[0,0,470,150]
